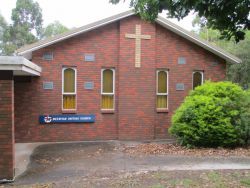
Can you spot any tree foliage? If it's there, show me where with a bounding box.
[1,0,43,55]
[0,0,68,55]
[42,21,69,39]
[226,34,250,89]
[0,13,7,53]
[110,0,250,42]
[192,15,221,43]
[193,16,250,88]
[11,0,43,37]
[0,14,7,38]
[169,81,250,148]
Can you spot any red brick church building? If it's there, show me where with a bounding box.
[0,10,240,180]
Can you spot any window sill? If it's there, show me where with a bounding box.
[62,109,77,114]
[101,109,115,114]
[156,109,169,113]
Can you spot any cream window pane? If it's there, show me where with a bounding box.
[63,95,76,109]
[158,71,167,93]
[103,69,113,93]
[102,95,114,109]
[157,95,167,108]
[64,68,75,93]
[193,72,202,89]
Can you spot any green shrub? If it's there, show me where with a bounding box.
[238,90,250,145]
[169,81,250,148]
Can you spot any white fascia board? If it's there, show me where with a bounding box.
[0,64,23,71]
[21,57,42,72]
[0,56,42,76]
[0,64,40,76]
[21,65,41,76]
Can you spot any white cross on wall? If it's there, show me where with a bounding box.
[125,25,151,68]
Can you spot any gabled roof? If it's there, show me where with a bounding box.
[17,10,241,64]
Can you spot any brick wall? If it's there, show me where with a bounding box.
[0,71,15,180]
[14,15,226,142]
[154,24,226,138]
[118,16,156,140]
[15,22,120,142]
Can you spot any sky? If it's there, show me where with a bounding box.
[0,0,196,31]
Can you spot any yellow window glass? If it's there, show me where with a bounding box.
[102,95,114,109]
[157,71,168,109]
[102,69,114,109]
[63,95,76,109]
[157,95,167,108]
[158,71,167,93]
[103,69,113,93]
[193,72,202,89]
[63,68,76,110]
[64,68,75,93]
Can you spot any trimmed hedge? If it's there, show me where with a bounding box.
[169,81,250,148]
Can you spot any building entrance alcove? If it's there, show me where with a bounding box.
[0,56,41,182]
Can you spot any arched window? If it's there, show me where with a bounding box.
[62,68,76,110]
[157,70,168,109]
[101,69,115,109]
[193,71,204,89]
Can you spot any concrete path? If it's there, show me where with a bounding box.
[15,142,46,177]
[14,141,250,185]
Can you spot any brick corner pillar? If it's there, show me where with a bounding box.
[0,71,15,181]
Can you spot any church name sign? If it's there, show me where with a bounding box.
[39,114,95,124]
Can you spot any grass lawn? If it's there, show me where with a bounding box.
[3,170,250,188]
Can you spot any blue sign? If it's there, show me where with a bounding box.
[39,114,95,124]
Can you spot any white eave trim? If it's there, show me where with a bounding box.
[0,64,41,76]
[0,56,42,76]
[21,65,41,76]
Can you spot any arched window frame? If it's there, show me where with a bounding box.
[62,67,77,110]
[192,71,204,90]
[101,68,115,110]
[156,70,169,109]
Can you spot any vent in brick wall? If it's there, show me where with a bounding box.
[178,57,186,64]
[43,52,53,60]
[212,61,219,66]
[43,82,54,90]
[176,83,184,90]
[84,82,94,89]
[84,54,95,62]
